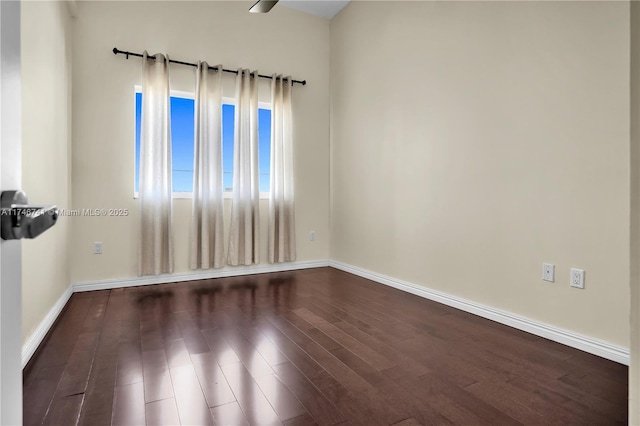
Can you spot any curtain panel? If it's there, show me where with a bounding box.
[268,75,296,263]
[138,52,174,276]
[190,62,225,269]
[228,69,260,266]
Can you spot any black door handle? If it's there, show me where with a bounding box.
[0,190,58,240]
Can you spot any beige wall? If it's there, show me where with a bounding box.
[330,1,630,347]
[21,0,73,343]
[71,1,330,282]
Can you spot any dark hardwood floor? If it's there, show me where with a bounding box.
[23,267,627,425]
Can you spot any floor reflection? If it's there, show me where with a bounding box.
[190,285,222,314]
[228,279,258,306]
[136,289,175,306]
[267,276,296,313]
[136,289,175,317]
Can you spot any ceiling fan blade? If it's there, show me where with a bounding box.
[249,0,279,13]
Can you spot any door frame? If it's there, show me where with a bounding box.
[0,0,23,424]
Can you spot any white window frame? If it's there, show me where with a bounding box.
[133,86,271,199]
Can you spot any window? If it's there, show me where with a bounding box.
[134,90,272,196]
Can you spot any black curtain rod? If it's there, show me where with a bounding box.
[112,47,307,86]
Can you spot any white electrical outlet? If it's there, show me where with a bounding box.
[309,231,316,241]
[94,242,103,254]
[570,268,585,289]
[542,263,555,282]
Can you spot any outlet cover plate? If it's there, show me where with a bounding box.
[570,268,585,289]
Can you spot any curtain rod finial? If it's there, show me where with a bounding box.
[302,80,307,86]
[113,47,118,55]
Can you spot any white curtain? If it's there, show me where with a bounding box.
[268,75,296,263]
[228,69,260,266]
[139,52,173,276]
[190,62,225,269]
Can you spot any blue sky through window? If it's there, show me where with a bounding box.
[135,93,271,194]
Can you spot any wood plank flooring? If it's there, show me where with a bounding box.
[23,267,628,425]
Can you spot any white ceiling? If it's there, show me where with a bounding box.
[279,0,350,19]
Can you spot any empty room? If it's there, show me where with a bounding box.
[1,0,639,424]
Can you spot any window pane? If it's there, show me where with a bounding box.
[135,94,195,193]
[173,170,193,193]
[221,105,271,192]
[135,92,142,193]
[135,94,272,195]
[259,108,271,193]
[222,104,234,192]
[171,97,194,192]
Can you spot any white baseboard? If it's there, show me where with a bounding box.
[21,285,73,368]
[73,260,329,292]
[329,260,630,365]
